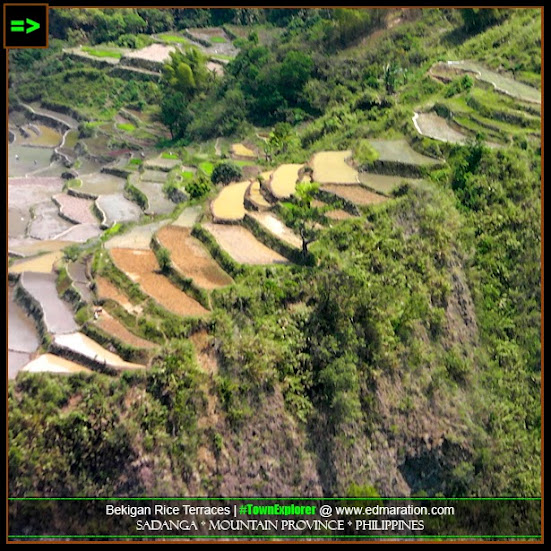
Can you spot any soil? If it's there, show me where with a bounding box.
[96,311,156,350]
[156,226,233,289]
[10,251,63,274]
[95,275,141,314]
[248,212,302,249]
[321,185,389,206]
[190,329,219,375]
[54,332,145,370]
[22,353,93,374]
[109,248,209,317]
[204,223,289,265]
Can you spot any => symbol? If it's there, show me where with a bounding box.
[10,19,41,34]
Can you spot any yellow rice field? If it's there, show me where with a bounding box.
[231,143,256,158]
[269,164,303,199]
[247,180,271,209]
[211,180,250,221]
[311,150,359,184]
[22,353,93,374]
[9,251,63,274]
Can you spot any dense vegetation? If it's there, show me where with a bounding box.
[9,8,541,499]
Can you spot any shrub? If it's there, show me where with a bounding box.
[353,139,380,166]
[186,174,211,199]
[156,247,171,274]
[211,162,243,185]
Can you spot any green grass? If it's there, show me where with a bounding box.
[117,122,136,132]
[162,152,180,159]
[210,36,227,44]
[82,47,122,59]
[233,160,255,167]
[182,171,195,181]
[158,33,188,44]
[210,54,233,62]
[198,161,215,176]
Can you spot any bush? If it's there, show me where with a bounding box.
[78,122,96,139]
[186,174,211,199]
[211,162,243,186]
[156,247,171,274]
[353,139,379,166]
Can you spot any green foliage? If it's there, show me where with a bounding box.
[280,182,325,259]
[185,174,211,199]
[160,91,192,140]
[445,75,474,98]
[116,122,135,132]
[155,247,172,274]
[81,47,122,59]
[211,162,243,185]
[353,139,380,166]
[460,8,509,34]
[163,48,211,97]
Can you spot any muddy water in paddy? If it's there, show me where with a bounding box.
[8,238,72,257]
[19,272,78,335]
[55,223,103,243]
[28,201,74,240]
[96,193,143,226]
[136,181,174,215]
[9,351,32,379]
[9,177,66,238]
[8,207,31,238]
[8,286,40,379]
[9,146,55,177]
[78,173,126,196]
[68,260,94,303]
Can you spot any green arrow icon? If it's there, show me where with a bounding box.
[26,18,40,34]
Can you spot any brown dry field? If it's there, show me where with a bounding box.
[109,248,208,317]
[96,312,156,351]
[95,275,133,307]
[157,226,233,290]
[312,199,355,221]
[204,223,289,265]
[321,185,389,206]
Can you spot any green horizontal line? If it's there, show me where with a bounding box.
[8,536,542,539]
[8,497,542,501]
[11,20,24,24]
[10,27,25,31]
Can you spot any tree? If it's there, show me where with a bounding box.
[281,181,327,260]
[163,48,211,97]
[279,50,314,103]
[160,91,192,140]
[211,162,243,186]
[156,247,171,274]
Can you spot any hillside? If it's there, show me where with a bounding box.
[8,8,541,502]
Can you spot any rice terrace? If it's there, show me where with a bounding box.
[7,7,541,540]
